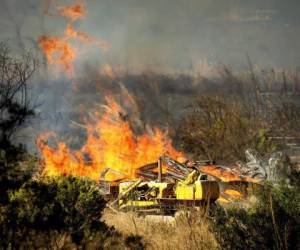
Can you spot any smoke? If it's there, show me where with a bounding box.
[1,0,300,152]
[0,0,299,70]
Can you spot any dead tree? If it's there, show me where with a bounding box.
[0,42,37,149]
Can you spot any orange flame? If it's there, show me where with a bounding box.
[65,24,110,51]
[218,197,230,203]
[38,36,77,75]
[218,189,243,204]
[224,189,243,198]
[200,165,258,183]
[58,3,86,21]
[37,97,182,181]
[39,0,109,77]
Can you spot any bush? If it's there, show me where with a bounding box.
[0,176,144,249]
[0,148,38,205]
[176,95,277,163]
[213,182,300,250]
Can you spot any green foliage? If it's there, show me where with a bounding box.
[0,148,38,205]
[0,176,144,249]
[249,129,278,154]
[213,182,300,250]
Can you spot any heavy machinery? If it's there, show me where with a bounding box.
[107,156,220,214]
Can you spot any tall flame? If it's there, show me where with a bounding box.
[37,97,182,181]
[39,0,109,77]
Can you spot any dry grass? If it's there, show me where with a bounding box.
[102,209,220,250]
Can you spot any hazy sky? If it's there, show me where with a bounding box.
[0,0,299,71]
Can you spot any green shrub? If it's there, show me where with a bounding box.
[213,182,300,250]
[0,148,38,205]
[0,176,144,249]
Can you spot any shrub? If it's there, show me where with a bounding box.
[0,176,144,249]
[176,95,277,163]
[213,182,300,250]
[0,148,38,205]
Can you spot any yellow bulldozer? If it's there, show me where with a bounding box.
[107,156,220,215]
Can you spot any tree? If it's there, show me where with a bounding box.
[0,42,36,149]
[0,42,37,204]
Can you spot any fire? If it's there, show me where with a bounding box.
[217,189,243,204]
[200,165,258,183]
[65,24,90,42]
[39,0,109,77]
[58,2,86,21]
[200,165,242,182]
[217,197,230,204]
[224,189,243,198]
[38,36,77,75]
[38,97,182,181]
[65,24,110,51]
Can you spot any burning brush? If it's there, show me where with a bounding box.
[37,97,183,181]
